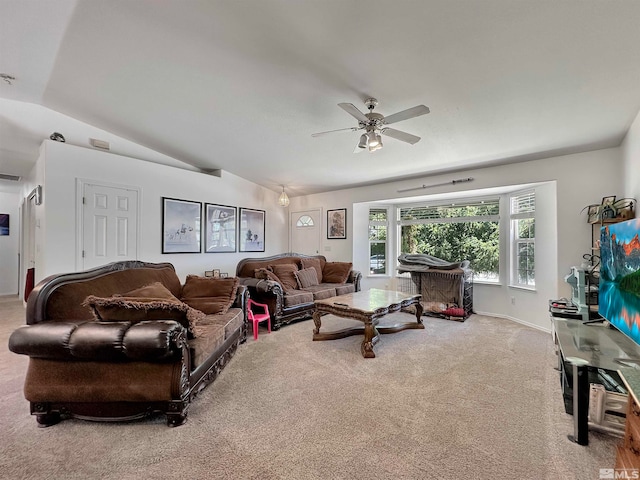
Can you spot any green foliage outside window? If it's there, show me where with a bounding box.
[400,203,500,280]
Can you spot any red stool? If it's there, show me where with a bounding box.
[247,299,271,340]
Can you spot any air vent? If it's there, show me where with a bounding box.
[0,173,21,182]
[89,138,110,150]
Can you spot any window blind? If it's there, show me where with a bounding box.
[399,199,499,221]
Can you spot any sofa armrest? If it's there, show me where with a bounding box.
[349,270,362,292]
[233,284,248,309]
[8,320,187,362]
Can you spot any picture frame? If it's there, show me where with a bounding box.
[204,203,236,253]
[587,205,599,224]
[213,269,221,278]
[602,196,616,206]
[239,208,265,252]
[162,197,202,253]
[327,208,347,239]
[0,214,8,236]
[220,272,229,278]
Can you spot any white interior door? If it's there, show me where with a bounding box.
[82,182,139,270]
[290,209,321,255]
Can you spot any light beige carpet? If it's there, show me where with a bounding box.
[0,297,619,479]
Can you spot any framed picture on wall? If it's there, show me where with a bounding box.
[204,204,236,253]
[162,197,202,253]
[0,214,8,236]
[327,208,346,239]
[239,208,265,252]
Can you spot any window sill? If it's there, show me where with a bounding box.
[474,280,502,286]
[508,284,537,292]
[367,274,391,278]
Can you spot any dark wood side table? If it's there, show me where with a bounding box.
[312,289,424,358]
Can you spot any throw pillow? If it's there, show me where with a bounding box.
[322,262,352,284]
[181,275,239,315]
[295,267,320,288]
[118,282,178,301]
[268,264,300,291]
[83,282,204,338]
[254,268,282,283]
[443,307,465,317]
[300,257,323,284]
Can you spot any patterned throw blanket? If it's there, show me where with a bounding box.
[397,254,470,272]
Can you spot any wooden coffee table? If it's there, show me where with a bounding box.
[312,289,424,358]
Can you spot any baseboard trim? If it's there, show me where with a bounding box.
[0,293,19,299]
[474,310,551,334]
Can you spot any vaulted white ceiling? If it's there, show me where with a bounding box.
[2,0,640,196]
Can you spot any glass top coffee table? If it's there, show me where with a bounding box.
[312,289,424,358]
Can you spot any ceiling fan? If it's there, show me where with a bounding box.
[311,98,430,153]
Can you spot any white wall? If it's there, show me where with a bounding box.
[26,140,288,287]
[17,137,628,330]
[0,190,20,295]
[289,148,622,331]
[623,109,640,200]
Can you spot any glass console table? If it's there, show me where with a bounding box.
[552,317,640,445]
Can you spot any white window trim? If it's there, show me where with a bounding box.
[509,190,536,289]
[369,207,389,276]
[396,197,501,282]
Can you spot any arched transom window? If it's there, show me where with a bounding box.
[296,215,314,227]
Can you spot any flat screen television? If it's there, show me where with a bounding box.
[599,218,640,344]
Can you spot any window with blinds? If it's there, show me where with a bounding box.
[510,192,535,216]
[510,191,535,287]
[369,208,388,275]
[398,199,500,282]
[399,200,500,221]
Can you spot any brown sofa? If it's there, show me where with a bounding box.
[8,260,247,427]
[236,253,362,330]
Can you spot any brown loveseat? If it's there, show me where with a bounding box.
[8,261,247,427]
[236,253,362,330]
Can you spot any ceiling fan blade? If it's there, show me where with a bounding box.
[338,103,370,123]
[382,105,430,125]
[381,127,421,145]
[311,127,359,137]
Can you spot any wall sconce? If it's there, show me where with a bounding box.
[278,186,290,207]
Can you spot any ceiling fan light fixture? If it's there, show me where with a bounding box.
[312,98,429,152]
[368,133,383,152]
[278,186,290,207]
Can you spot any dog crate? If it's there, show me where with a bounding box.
[397,268,473,321]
